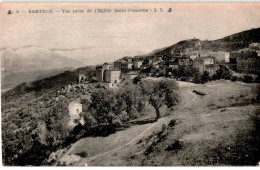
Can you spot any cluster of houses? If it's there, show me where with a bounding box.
[95,59,140,88]
[94,50,232,82]
[92,41,260,87]
[68,41,260,127]
[96,41,260,82]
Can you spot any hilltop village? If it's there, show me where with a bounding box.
[64,40,260,128]
[84,40,260,88]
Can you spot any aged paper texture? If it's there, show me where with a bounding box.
[1,2,260,166]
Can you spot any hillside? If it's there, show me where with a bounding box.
[1,67,75,93]
[2,65,96,101]
[56,80,260,166]
[149,28,260,56]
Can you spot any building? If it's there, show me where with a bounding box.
[203,57,215,65]
[236,52,260,74]
[178,57,192,66]
[195,41,202,50]
[210,51,230,63]
[102,63,112,70]
[78,74,87,83]
[249,43,260,50]
[104,69,121,83]
[189,53,199,60]
[127,62,133,69]
[133,59,143,69]
[124,72,139,81]
[114,60,127,70]
[68,101,84,126]
[230,51,260,74]
[193,57,217,76]
[167,59,179,69]
[96,69,105,82]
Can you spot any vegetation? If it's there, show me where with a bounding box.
[2,74,180,165]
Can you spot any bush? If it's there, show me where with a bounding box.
[243,75,253,83]
[231,76,238,82]
[215,65,232,80]
[201,71,212,83]
[75,151,88,157]
[255,75,260,83]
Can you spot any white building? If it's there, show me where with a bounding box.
[68,101,84,127]
[203,57,215,65]
[210,51,230,63]
[134,60,143,69]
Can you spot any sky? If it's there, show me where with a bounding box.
[0,2,260,65]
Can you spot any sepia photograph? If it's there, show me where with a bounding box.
[0,2,260,166]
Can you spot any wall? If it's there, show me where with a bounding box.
[104,70,121,83]
[96,69,104,82]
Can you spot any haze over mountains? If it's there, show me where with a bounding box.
[1,47,84,91]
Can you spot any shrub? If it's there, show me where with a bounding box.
[231,76,238,82]
[243,75,253,83]
[201,71,212,83]
[255,75,260,83]
[215,65,232,80]
[75,151,88,157]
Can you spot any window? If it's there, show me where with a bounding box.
[76,109,79,113]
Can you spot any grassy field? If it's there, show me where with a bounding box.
[57,80,259,166]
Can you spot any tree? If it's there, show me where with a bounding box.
[243,75,253,83]
[120,84,142,119]
[214,65,232,80]
[201,71,212,83]
[140,79,180,119]
[89,89,117,124]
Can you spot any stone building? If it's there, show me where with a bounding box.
[231,51,260,74]
[133,59,143,69]
[123,72,139,81]
[96,69,105,82]
[210,51,230,63]
[114,60,127,70]
[104,69,121,83]
[178,57,192,66]
[68,101,84,127]
[193,57,217,76]
[236,54,260,74]
[127,62,133,69]
[249,43,260,50]
[102,63,112,70]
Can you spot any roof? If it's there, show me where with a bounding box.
[124,72,139,75]
[105,69,121,72]
[69,101,82,106]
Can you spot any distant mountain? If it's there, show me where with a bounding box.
[1,47,84,74]
[149,28,260,56]
[1,47,86,91]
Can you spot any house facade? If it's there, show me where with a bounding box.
[104,69,121,83]
[133,59,143,69]
[210,51,230,63]
[68,101,84,127]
